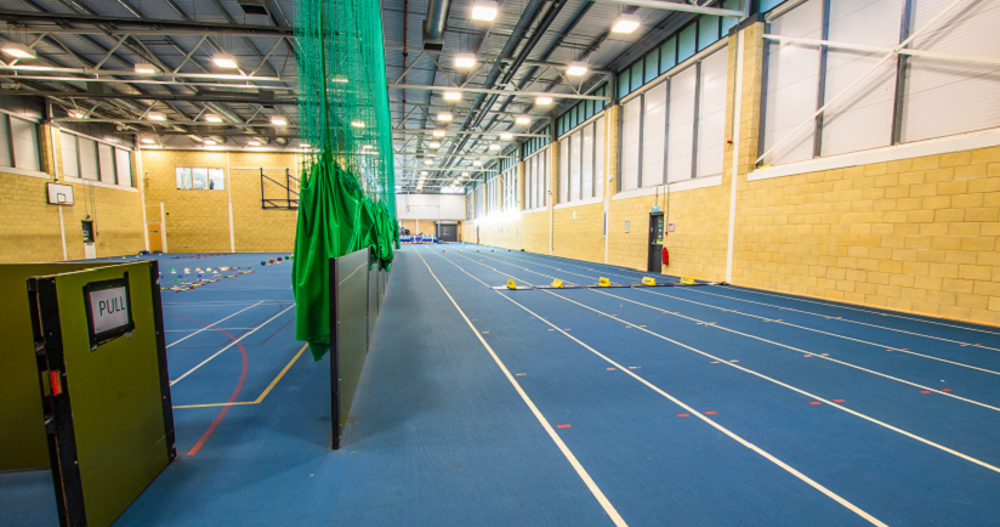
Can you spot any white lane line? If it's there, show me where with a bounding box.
[686,287,1000,351]
[166,301,264,349]
[414,249,628,527]
[169,304,296,386]
[445,250,1000,475]
[481,252,1000,399]
[166,328,256,333]
[428,248,887,527]
[640,288,1000,377]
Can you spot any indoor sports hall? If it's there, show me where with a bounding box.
[2,0,1000,526]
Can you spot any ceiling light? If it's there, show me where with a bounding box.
[420,171,429,176]
[363,144,373,149]
[330,77,348,83]
[454,54,476,69]
[443,91,462,102]
[432,129,446,137]
[462,172,470,177]
[500,132,513,140]
[489,142,501,151]
[248,140,261,146]
[300,143,311,148]
[141,138,156,145]
[271,116,287,126]
[566,62,588,76]
[437,111,453,122]
[134,63,157,75]
[429,141,441,149]
[351,120,365,128]
[205,114,222,123]
[147,112,167,121]
[515,115,531,125]
[471,1,498,21]
[213,54,238,69]
[473,160,482,166]
[203,139,217,145]
[611,15,641,34]
[424,159,433,165]
[69,110,85,119]
[1,42,36,59]
[535,96,553,105]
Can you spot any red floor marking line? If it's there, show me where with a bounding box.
[704,411,718,415]
[166,314,250,457]
[809,401,822,405]
[556,424,572,429]
[919,390,932,394]
[942,388,954,392]
[832,399,846,403]
[676,413,690,418]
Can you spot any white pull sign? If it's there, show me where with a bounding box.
[84,275,135,350]
[90,287,129,334]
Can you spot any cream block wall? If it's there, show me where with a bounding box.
[552,202,605,263]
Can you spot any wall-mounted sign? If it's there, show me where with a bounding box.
[83,274,134,350]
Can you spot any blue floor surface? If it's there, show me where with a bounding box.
[4,246,1000,526]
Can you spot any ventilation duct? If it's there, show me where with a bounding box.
[422,0,451,51]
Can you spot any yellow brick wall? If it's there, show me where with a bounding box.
[229,152,298,253]
[552,202,605,262]
[0,126,145,263]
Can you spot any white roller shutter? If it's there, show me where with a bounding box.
[642,82,668,186]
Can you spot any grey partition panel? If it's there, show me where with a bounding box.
[367,257,377,344]
[329,248,370,449]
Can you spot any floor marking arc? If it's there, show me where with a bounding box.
[170,304,296,386]
[427,247,887,527]
[166,301,263,348]
[439,248,1000,475]
[470,252,1000,412]
[173,343,308,409]
[638,288,1000,377]
[414,249,628,527]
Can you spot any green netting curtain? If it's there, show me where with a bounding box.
[292,0,398,361]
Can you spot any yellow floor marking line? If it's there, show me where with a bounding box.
[640,288,1000,377]
[595,289,1000,414]
[428,248,887,526]
[440,248,1000,475]
[173,343,308,409]
[415,248,627,527]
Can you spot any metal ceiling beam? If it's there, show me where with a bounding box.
[393,128,546,138]
[590,0,743,16]
[388,84,609,100]
[0,10,294,35]
[3,89,295,105]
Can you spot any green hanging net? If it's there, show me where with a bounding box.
[292,0,398,361]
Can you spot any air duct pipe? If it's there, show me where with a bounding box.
[422,0,451,50]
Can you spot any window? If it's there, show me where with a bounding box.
[484,176,499,216]
[61,132,133,187]
[0,114,41,171]
[559,139,569,203]
[475,184,484,218]
[466,190,475,220]
[759,0,1000,166]
[557,116,606,203]
[619,46,728,191]
[524,146,549,210]
[502,167,519,211]
[175,167,224,190]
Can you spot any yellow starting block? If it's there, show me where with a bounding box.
[680,277,696,285]
[507,279,517,290]
[642,277,656,286]
[551,279,564,288]
[598,277,611,287]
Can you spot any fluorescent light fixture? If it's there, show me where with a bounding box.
[363,144,374,149]
[461,172,470,177]
[471,1,498,21]
[515,115,531,125]
[203,139,217,145]
[437,112,453,122]
[566,62,588,76]
[330,77,348,83]
[134,63,158,75]
[432,129,446,137]
[500,132,513,140]
[351,120,365,128]
[248,140,261,146]
[420,171,429,176]
[213,54,238,69]
[205,114,222,123]
[1,42,36,59]
[271,116,287,126]
[489,142,501,151]
[300,143,311,148]
[454,54,476,69]
[443,91,462,102]
[429,141,441,149]
[473,160,482,166]
[141,138,156,145]
[424,159,433,165]
[611,15,640,34]
[147,112,167,121]
[535,96,553,105]
[69,110,85,119]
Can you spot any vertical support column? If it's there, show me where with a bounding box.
[724,19,767,285]
[136,147,149,252]
[226,152,235,253]
[549,138,557,255]
[159,202,168,253]
[605,104,620,264]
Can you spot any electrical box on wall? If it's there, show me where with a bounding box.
[624,220,630,233]
[652,205,660,212]
[668,223,675,232]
